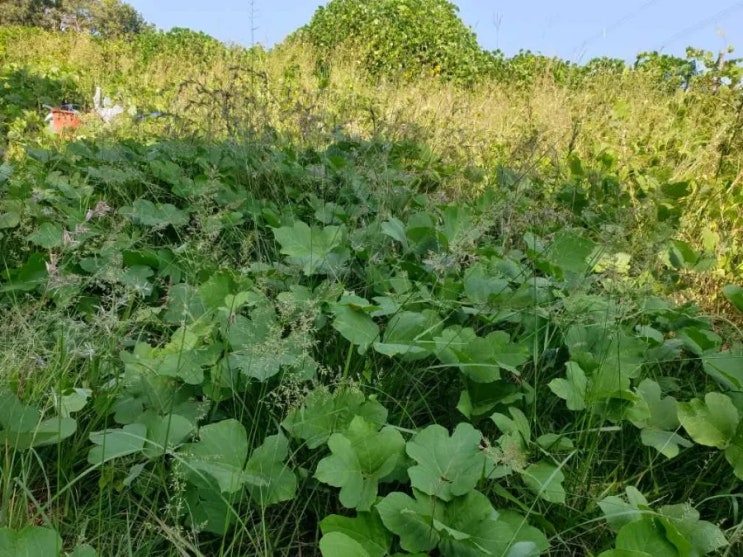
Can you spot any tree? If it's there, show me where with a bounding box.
[0,0,59,27]
[57,0,150,37]
[299,0,497,83]
[0,0,150,37]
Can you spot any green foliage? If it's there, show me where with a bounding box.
[300,0,498,82]
[1,16,743,555]
[0,0,150,37]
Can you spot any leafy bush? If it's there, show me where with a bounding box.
[299,0,498,82]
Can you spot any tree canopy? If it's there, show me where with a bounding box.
[0,0,150,37]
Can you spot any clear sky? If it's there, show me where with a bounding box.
[127,0,743,63]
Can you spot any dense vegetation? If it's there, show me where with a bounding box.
[1,1,743,555]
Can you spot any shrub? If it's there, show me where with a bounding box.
[299,0,498,83]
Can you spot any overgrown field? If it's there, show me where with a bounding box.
[2,5,743,556]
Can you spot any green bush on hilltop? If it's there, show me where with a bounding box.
[298,0,500,82]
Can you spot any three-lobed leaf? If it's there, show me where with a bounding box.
[406,423,485,501]
[315,416,405,511]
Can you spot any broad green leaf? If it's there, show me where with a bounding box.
[141,414,195,459]
[245,433,297,506]
[319,532,370,557]
[497,510,550,556]
[282,388,387,449]
[677,392,739,449]
[435,490,514,557]
[597,551,653,557]
[634,380,679,430]
[376,491,440,553]
[0,211,20,229]
[615,519,679,557]
[544,231,597,277]
[521,461,566,504]
[119,265,154,296]
[723,285,743,312]
[0,416,77,450]
[373,310,441,360]
[0,526,62,557]
[59,388,91,417]
[28,222,63,249]
[273,221,349,275]
[435,328,528,383]
[463,264,511,306]
[88,423,147,465]
[677,327,722,356]
[702,349,743,389]
[163,283,207,324]
[659,504,728,554]
[0,391,41,431]
[332,305,379,352]
[320,512,392,557]
[667,239,698,270]
[639,429,692,459]
[68,544,98,557]
[177,419,263,493]
[406,423,485,501]
[599,487,650,532]
[381,218,408,247]
[315,416,405,511]
[182,484,236,535]
[724,423,743,480]
[122,199,189,228]
[549,361,587,411]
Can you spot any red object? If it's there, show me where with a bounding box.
[50,109,81,133]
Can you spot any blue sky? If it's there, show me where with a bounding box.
[127,0,743,63]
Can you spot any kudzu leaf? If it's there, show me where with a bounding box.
[406,423,485,501]
[319,532,370,557]
[245,433,297,506]
[273,221,349,275]
[0,526,62,557]
[376,491,440,553]
[0,416,77,451]
[435,490,515,556]
[724,423,743,480]
[320,512,392,557]
[373,310,441,360]
[0,391,41,431]
[599,487,651,532]
[88,423,147,465]
[68,543,98,557]
[177,419,263,493]
[677,392,739,449]
[521,461,566,504]
[435,327,528,383]
[122,199,189,227]
[615,519,679,557]
[723,285,743,312]
[282,389,387,449]
[658,504,728,555]
[0,211,20,229]
[543,231,597,277]
[315,416,404,511]
[141,414,195,459]
[163,283,207,324]
[702,349,743,390]
[597,550,653,557]
[182,484,236,534]
[332,304,379,352]
[639,429,692,459]
[549,361,587,411]
[28,222,63,249]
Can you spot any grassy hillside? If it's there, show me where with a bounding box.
[1,7,743,556]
